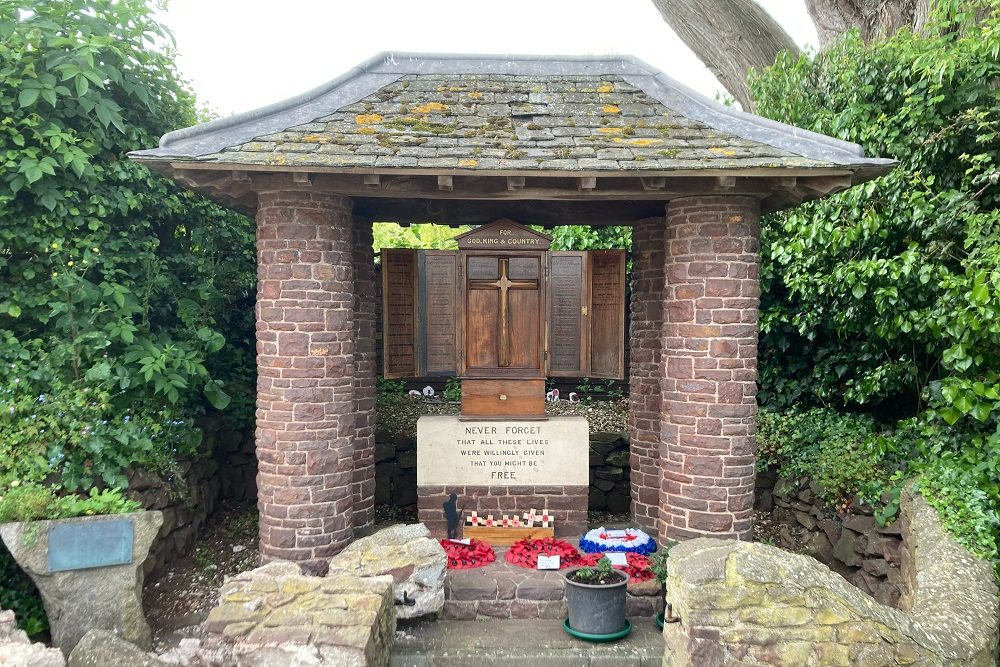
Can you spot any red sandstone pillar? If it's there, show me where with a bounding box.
[255,189,355,574]
[351,219,376,532]
[628,217,665,535]
[659,196,761,542]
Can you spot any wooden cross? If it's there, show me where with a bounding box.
[523,509,539,527]
[467,511,480,526]
[485,514,495,527]
[469,258,538,367]
[539,511,552,528]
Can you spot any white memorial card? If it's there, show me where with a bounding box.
[447,538,471,545]
[605,529,628,539]
[605,552,628,566]
[537,555,560,570]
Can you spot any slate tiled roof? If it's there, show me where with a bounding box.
[130,54,894,176]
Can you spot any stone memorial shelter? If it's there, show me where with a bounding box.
[131,53,894,574]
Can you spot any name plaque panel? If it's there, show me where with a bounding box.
[417,415,588,486]
[47,518,134,572]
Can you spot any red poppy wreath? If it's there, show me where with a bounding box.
[504,537,584,569]
[578,551,655,582]
[440,538,496,569]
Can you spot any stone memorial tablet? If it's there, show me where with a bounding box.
[47,518,134,572]
[417,416,588,487]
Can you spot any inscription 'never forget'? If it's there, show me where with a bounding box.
[416,416,589,487]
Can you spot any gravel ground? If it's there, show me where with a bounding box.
[376,395,629,436]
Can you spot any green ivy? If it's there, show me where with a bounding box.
[750,2,1000,578]
[0,0,256,490]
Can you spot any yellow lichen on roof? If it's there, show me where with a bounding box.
[597,127,623,135]
[597,82,615,93]
[302,134,331,144]
[458,159,478,168]
[410,102,449,114]
[602,105,621,114]
[709,147,738,156]
[467,91,483,100]
[355,113,383,125]
[357,127,377,135]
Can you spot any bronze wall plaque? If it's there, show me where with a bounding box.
[47,518,134,572]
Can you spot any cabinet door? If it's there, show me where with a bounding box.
[547,252,587,377]
[588,250,626,379]
[417,251,458,376]
[381,249,417,378]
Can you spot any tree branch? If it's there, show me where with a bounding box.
[649,0,799,111]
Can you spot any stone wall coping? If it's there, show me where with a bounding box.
[900,488,1000,658]
[666,489,999,663]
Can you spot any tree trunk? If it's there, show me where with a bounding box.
[805,0,930,48]
[649,0,799,111]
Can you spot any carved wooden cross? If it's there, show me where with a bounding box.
[469,258,539,367]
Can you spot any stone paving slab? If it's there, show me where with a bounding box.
[443,548,663,620]
[391,619,665,667]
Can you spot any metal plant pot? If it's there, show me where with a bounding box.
[563,567,629,636]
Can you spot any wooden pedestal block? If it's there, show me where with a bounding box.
[460,378,545,417]
[464,525,554,546]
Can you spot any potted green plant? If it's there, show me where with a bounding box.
[649,540,678,628]
[562,556,630,640]
[0,482,162,655]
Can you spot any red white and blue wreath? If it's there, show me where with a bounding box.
[579,527,656,556]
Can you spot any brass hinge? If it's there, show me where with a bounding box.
[582,306,588,316]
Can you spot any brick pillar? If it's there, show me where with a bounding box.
[659,196,761,542]
[351,219,376,532]
[628,217,665,535]
[255,189,355,574]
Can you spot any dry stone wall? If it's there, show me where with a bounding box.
[755,471,903,607]
[130,414,256,579]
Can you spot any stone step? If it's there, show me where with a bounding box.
[443,549,663,621]
[391,618,666,667]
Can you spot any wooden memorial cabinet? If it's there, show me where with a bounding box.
[381,219,625,418]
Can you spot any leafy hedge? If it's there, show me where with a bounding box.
[0,0,256,631]
[750,0,1000,575]
[0,0,255,489]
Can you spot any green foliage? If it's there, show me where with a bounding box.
[443,376,462,402]
[376,377,407,400]
[573,556,616,584]
[648,541,676,585]
[748,2,1000,578]
[0,482,140,522]
[0,1,256,494]
[372,223,470,253]
[756,408,893,507]
[0,544,44,636]
[548,226,631,251]
[750,3,1000,422]
[0,483,54,523]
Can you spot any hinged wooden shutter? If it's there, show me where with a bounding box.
[588,250,626,379]
[381,249,417,378]
[417,251,458,376]
[547,251,588,377]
